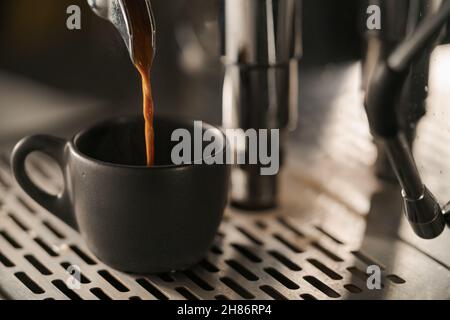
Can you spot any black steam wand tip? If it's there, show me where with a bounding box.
[366,0,450,239]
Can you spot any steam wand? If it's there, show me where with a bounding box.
[366,0,450,239]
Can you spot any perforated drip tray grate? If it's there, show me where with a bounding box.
[0,151,448,300]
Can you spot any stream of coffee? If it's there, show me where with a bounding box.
[123,0,156,166]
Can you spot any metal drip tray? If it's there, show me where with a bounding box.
[0,148,448,300]
[1,53,450,300]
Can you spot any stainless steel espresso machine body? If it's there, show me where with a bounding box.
[0,0,449,300]
[221,0,302,209]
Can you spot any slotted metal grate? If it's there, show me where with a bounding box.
[1,58,450,300]
[1,149,447,300]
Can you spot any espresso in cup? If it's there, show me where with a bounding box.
[124,0,157,166]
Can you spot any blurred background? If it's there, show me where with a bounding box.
[0,0,367,146]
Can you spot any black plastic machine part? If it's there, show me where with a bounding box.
[366,0,450,239]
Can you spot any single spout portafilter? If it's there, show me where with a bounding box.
[366,0,450,239]
[221,0,302,210]
[87,0,156,64]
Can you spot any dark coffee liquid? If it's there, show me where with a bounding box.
[123,0,155,166]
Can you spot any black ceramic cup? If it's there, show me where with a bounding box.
[11,116,230,274]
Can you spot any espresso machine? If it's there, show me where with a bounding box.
[88,0,302,210]
[87,0,450,234]
[0,0,449,300]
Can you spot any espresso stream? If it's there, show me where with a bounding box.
[124,0,155,166]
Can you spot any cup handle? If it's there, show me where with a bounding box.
[11,135,77,229]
